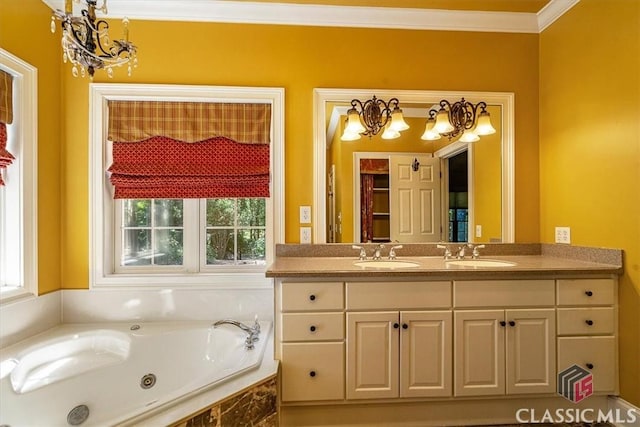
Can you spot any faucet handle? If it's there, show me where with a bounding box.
[436,244,452,259]
[352,245,367,260]
[388,245,403,260]
[472,244,486,259]
[253,314,260,333]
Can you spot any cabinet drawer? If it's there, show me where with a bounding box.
[281,312,344,341]
[557,308,615,335]
[346,281,451,310]
[454,280,555,307]
[557,336,616,392]
[281,342,345,401]
[281,282,343,311]
[557,279,615,306]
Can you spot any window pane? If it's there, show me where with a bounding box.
[124,200,151,227]
[237,198,266,227]
[154,199,183,227]
[206,229,234,264]
[206,199,235,226]
[154,229,183,265]
[123,229,152,265]
[237,229,266,264]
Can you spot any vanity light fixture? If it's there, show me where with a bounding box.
[421,98,496,142]
[50,0,138,79]
[341,96,409,141]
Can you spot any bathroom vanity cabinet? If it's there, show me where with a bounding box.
[268,247,621,425]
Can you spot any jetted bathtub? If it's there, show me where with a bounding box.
[0,320,271,426]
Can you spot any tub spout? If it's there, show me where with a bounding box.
[213,318,260,350]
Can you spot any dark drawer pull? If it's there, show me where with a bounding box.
[585,320,594,326]
[393,323,400,329]
[499,321,506,327]
[402,323,408,329]
[309,370,316,377]
[309,294,316,301]
[585,291,593,297]
[509,321,516,327]
[586,363,594,370]
[309,325,317,332]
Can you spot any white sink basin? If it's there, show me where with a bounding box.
[354,260,420,269]
[446,259,516,267]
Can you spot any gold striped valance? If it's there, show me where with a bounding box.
[0,70,13,125]
[107,101,271,144]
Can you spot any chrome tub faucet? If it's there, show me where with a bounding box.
[213,316,261,349]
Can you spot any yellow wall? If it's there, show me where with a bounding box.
[539,0,640,405]
[55,21,540,288]
[0,0,62,295]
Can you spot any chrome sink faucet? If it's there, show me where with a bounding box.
[213,316,261,350]
[373,244,385,260]
[436,244,453,260]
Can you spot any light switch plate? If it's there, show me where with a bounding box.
[300,206,311,224]
[475,225,482,238]
[300,227,312,244]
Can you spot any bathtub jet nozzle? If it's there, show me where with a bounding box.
[67,404,90,425]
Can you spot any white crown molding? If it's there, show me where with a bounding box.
[41,0,577,34]
[537,0,580,32]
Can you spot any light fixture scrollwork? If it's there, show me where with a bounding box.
[421,98,496,142]
[341,96,410,141]
[50,0,138,79]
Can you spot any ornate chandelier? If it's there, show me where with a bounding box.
[341,96,410,141]
[421,98,496,142]
[50,0,137,79]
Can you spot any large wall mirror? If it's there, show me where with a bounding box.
[313,88,514,244]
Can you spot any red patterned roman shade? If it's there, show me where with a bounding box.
[107,101,271,199]
[0,70,14,186]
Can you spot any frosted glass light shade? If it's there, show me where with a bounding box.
[434,108,455,133]
[421,118,441,140]
[381,124,400,140]
[344,108,366,134]
[341,130,361,141]
[389,108,410,132]
[474,111,496,135]
[459,129,480,142]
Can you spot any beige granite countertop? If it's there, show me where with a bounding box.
[265,244,623,279]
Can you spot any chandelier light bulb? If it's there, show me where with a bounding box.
[459,129,480,143]
[341,130,362,141]
[344,108,367,135]
[434,108,455,134]
[381,123,400,140]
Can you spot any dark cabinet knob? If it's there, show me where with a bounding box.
[500,321,506,327]
[309,370,316,377]
[585,320,594,326]
[402,323,408,329]
[393,323,400,329]
[586,363,594,370]
[585,291,593,297]
[509,321,516,327]
[309,294,316,301]
[309,325,317,332]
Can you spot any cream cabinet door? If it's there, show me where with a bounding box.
[505,309,556,394]
[347,311,399,400]
[400,311,452,397]
[454,310,505,396]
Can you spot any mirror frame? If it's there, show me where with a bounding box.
[313,88,515,243]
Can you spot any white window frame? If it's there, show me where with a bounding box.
[89,84,284,289]
[0,49,38,303]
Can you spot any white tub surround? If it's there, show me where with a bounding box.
[0,291,61,348]
[0,320,275,427]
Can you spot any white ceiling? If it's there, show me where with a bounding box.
[41,0,580,33]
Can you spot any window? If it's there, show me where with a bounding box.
[0,49,38,302]
[89,84,284,288]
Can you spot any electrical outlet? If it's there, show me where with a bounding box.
[300,206,311,224]
[555,226,571,244]
[475,225,482,238]
[300,227,312,244]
